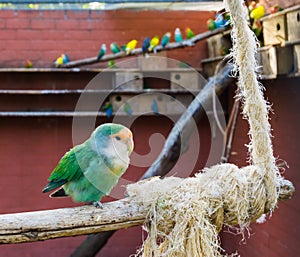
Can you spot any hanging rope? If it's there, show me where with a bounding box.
[125,0,287,256]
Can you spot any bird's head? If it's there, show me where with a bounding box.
[90,123,134,158]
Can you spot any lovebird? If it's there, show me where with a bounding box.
[42,123,134,208]
[97,43,106,60]
[125,39,138,55]
[123,102,133,116]
[174,28,183,43]
[142,37,151,54]
[110,42,121,54]
[185,27,195,39]
[207,18,216,31]
[149,36,160,52]
[161,32,171,47]
[25,59,33,68]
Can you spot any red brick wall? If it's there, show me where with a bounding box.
[0,9,214,68]
[221,77,300,257]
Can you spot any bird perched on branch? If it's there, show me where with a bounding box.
[54,54,69,67]
[174,28,183,43]
[125,39,138,55]
[149,35,160,53]
[161,32,171,47]
[42,123,134,208]
[97,43,106,60]
[110,42,121,54]
[142,37,151,55]
[185,27,195,39]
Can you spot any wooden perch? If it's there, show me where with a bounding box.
[60,28,226,68]
[0,179,294,244]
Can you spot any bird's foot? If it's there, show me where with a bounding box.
[92,201,103,209]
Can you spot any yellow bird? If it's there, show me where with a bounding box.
[250,4,265,20]
[125,39,138,55]
[148,36,160,52]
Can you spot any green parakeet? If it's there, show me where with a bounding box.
[42,123,134,208]
[97,43,106,61]
[185,27,195,39]
[110,42,121,54]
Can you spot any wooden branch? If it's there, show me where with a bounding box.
[0,179,294,244]
[60,28,226,68]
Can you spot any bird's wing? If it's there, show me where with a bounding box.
[42,144,94,193]
[83,156,120,196]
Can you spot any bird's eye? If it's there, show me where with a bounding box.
[115,136,121,141]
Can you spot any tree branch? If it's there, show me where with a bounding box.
[59,28,226,68]
[0,179,294,244]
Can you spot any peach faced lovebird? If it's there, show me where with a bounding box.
[42,123,134,208]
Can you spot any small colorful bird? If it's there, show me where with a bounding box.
[142,37,151,55]
[207,18,216,31]
[55,54,69,66]
[161,32,171,47]
[151,99,159,115]
[108,60,116,68]
[215,13,225,28]
[110,42,121,54]
[125,39,138,55]
[185,27,195,39]
[25,59,33,68]
[103,101,113,118]
[97,43,106,61]
[149,35,160,53]
[123,102,133,116]
[269,4,283,14]
[250,4,265,20]
[42,123,134,208]
[174,28,183,43]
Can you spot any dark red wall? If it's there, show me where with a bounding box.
[222,77,300,257]
[0,9,213,68]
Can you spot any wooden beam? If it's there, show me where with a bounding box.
[0,179,294,244]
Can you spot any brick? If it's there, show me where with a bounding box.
[0,10,17,18]
[6,18,30,29]
[30,19,55,30]
[17,10,42,19]
[40,10,65,19]
[0,30,17,40]
[55,19,80,30]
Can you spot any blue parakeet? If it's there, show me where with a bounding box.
[103,101,113,118]
[174,28,183,43]
[142,37,151,55]
[161,32,171,47]
[42,123,134,208]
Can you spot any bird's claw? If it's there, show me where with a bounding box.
[92,201,103,209]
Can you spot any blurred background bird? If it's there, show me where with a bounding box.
[25,59,33,68]
[149,35,160,53]
[142,37,151,55]
[185,27,195,39]
[54,53,69,67]
[123,102,133,116]
[174,28,183,43]
[110,42,121,54]
[42,123,134,208]
[97,43,106,61]
[125,39,138,55]
[103,101,113,118]
[161,32,171,47]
